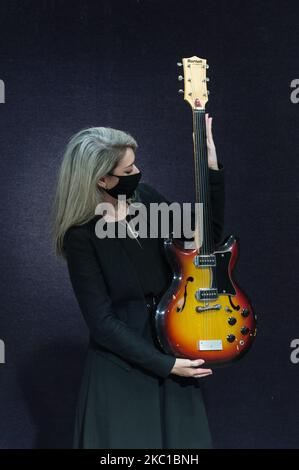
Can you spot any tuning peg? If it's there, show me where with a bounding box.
[205,77,210,82]
[206,64,209,69]
[178,89,184,94]
[177,62,183,67]
[178,75,184,81]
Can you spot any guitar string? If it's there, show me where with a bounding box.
[197,109,208,340]
[199,109,214,338]
[201,110,216,338]
[194,93,206,339]
[196,109,207,339]
[202,110,211,339]
[190,68,203,340]
[199,110,209,339]
[191,77,204,340]
[190,71,200,340]
[193,107,205,340]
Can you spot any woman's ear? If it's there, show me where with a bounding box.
[97,176,107,189]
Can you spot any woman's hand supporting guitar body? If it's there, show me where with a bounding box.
[170,358,213,378]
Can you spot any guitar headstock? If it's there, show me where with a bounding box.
[178,56,209,110]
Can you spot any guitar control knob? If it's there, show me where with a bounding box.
[227,334,236,343]
[228,317,237,325]
[241,326,249,335]
[241,308,250,317]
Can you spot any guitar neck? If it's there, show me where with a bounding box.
[192,109,214,254]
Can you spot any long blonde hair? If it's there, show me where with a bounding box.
[51,126,138,259]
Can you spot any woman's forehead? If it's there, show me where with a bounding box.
[118,148,136,168]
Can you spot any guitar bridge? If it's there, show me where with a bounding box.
[196,304,221,312]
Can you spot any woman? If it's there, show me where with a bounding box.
[52,116,225,449]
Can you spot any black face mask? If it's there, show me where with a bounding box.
[103,170,142,199]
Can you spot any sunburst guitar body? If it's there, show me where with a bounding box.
[154,56,257,366]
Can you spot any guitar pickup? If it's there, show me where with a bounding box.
[193,254,216,268]
[195,288,218,301]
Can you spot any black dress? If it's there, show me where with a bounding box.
[102,212,172,354]
[100,209,211,449]
[107,212,171,297]
[66,168,225,449]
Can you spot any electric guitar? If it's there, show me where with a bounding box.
[155,55,257,366]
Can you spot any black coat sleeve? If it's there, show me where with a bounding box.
[64,226,176,379]
[138,162,225,248]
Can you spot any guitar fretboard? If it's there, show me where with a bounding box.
[192,109,214,254]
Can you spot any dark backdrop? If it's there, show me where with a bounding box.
[0,0,298,449]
